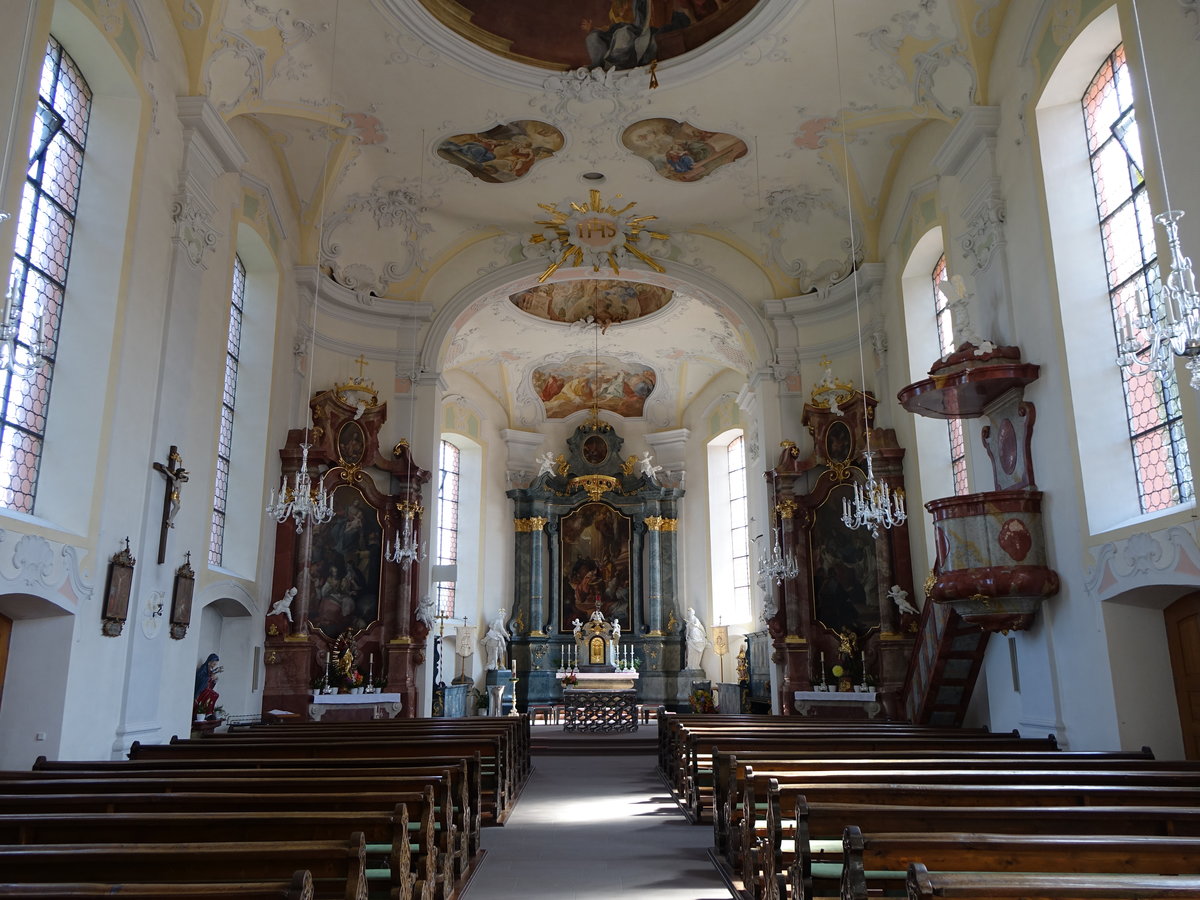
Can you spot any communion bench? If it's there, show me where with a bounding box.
[562,688,639,733]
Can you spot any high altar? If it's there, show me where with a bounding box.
[557,606,640,731]
[506,415,686,709]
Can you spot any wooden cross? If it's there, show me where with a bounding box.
[152,445,189,565]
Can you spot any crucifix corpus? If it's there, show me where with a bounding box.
[153,445,189,564]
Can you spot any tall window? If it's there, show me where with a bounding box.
[209,255,245,565]
[726,434,751,622]
[434,439,460,617]
[1084,45,1192,512]
[931,254,969,496]
[1,38,91,512]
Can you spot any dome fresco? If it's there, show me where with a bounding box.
[509,280,674,328]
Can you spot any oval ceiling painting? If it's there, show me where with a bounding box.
[511,279,673,329]
[533,356,656,419]
[438,120,564,183]
[417,0,761,71]
[622,118,748,182]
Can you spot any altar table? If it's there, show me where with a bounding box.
[562,688,639,733]
[792,690,881,719]
[308,692,403,721]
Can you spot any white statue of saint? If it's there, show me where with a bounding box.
[572,618,583,640]
[416,594,436,630]
[481,608,509,670]
[268,586,297,622]
[612,618,621,644]
[685,607,707,670]
[536,451,558,477]
[888,584,919,616]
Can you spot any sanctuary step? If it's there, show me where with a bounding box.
[530,723,657,756]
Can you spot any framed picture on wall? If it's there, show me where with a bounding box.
[306,485,384,639]
[101,539,136,637]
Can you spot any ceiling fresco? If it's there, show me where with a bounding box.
[436,120,565,183]
[533,356,657,419]
[415,0,762,70]
[510,280,674,328]
[621,118,748,182]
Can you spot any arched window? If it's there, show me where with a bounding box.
[1082,45,1192,512]
[434,438,460,617]
[1,38,91,512]
[707,428,750,623]
[209,255,245,565]
[931,254,969,496]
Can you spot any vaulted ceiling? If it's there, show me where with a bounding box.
[181,0,1007,426]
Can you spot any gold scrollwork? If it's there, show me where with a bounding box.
[514,517,548,533]
[828,458,854,482]
[569,474,618,502]
[645,516,678,532]
[264,651,280,665]
[621,455,637,476]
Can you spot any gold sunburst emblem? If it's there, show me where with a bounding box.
[529,189,669,282]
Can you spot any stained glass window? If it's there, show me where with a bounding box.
[1083,45,1192,512]
[932,254,969,496]
[209,255,244,565]
[0,38,91,512]
[435,439,460,617]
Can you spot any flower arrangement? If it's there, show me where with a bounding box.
[345,669,365,692]
[689,688,716,713]
[561,672,578,687]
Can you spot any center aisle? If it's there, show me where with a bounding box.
[465,729,734,899]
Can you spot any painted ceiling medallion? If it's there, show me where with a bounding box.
[622,118,748,182]
[533,355,656,419]
[437,120,564,183]
[530,189,668,281]
[510,279,673,329]
[415,0,761,71]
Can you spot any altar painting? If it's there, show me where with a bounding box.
[560,503,631,632]
[810,483,877,637]
[307,486,383,638]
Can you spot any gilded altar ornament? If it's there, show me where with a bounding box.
[333,355,380,411]
[645,516,678,532]
[810,356,856,415]
[775,499,798,518]
[529,189,668,281]
[569,474,619,501]
[621,455,637,476]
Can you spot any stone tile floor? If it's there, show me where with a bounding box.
[465,735,733,899]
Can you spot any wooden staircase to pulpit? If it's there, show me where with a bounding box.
[901,597,990,726]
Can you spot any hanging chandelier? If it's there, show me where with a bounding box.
[266,442,334,533]
[385,500,426,568]
[265,0,340,534]
[827,0,906,540]
[1116,2,1200,391]
[755,527,798,586]
[841,452,906,540]
[0,274,48,378]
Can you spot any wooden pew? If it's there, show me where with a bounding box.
[0,770,461,887]
[713,749,1164,857]
[129,735,511,826]
[31,754,482,862]
[0,871,314,900]
[0,836,371,900]
[750,777,1200,900]
[837,827,1200,900]
[905,862,1200,900]
[0,793,434,900]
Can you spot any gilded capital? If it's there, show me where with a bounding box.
[514,516,548,532]
[775,499,798,517]
[644,516,678,532]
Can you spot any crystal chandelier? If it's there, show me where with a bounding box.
[1116,2,1200,391]
[831,0,905,540]
[755,527,798,587]
[386,500,426,568]
[841,452,906,540]
[1117,211,1200,389]
[266,442,334,533]
[0,271,48,378]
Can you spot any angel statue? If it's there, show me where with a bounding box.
[888,584,919,616]
[535,451,558,477]
[638,451,663,481]
[268,586,297,622]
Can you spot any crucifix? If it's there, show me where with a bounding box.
[153,445,189,564]
[352,354,369,381]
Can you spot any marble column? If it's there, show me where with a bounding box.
[515,516,548,636]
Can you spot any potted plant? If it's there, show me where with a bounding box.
[468,687,488,715]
